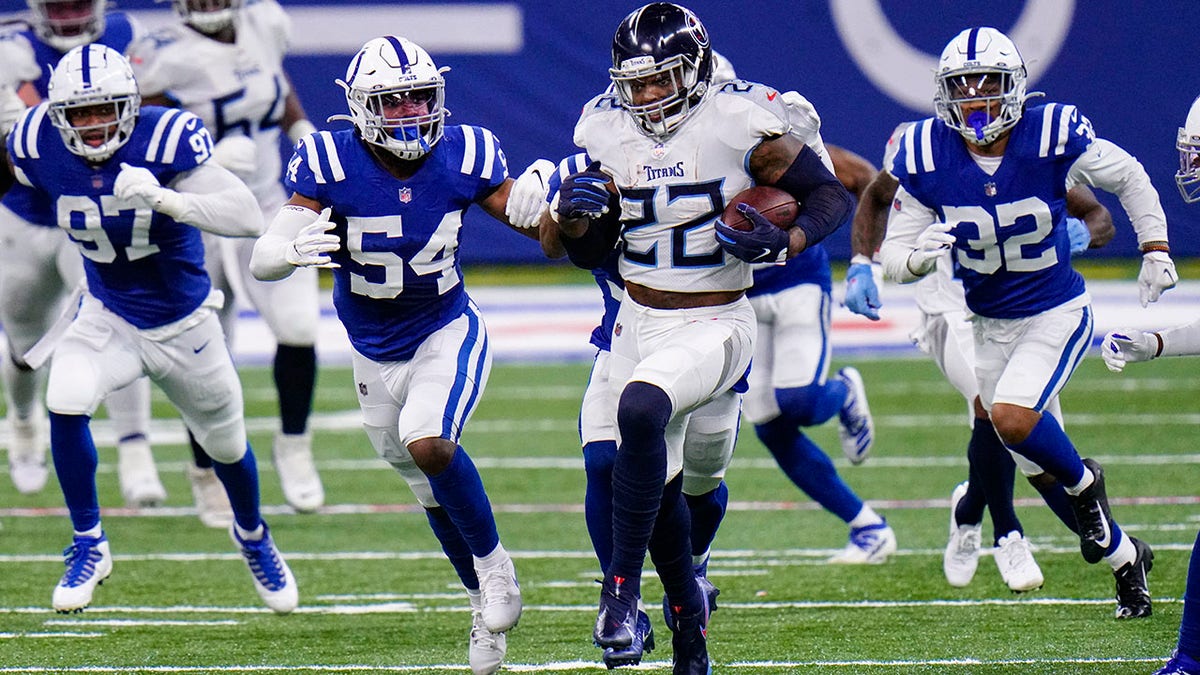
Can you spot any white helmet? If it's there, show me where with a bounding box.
[27,0,107,52]
[171,0,241,35]
[328,36,449,161]
[47,44,140,162]
[933,27,1028,146]
[1176,95,1200,203]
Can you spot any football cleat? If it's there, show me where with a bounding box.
[468,594,508,675]
[52,533,113,613]
[944,481,982,587]
[187,465,234,529]
[603,608,655,669]
[1068,458,1114,564]
[594,575,637,649]
[8,411,48,494]
[1114,536,1153,619]
[1155,650,1200,675]
[117,436,166,508]
[993,531,1044,592]
[231,522,298,614]
[474,550,522,633]
[666,586,712,675]
[664,573,720,632]
[835,367,874,464]
[273,431,324,513]
[828,520,896,564]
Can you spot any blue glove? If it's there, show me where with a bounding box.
[844,262,881,320]
[714,203,790,263]
[555,160,611,221]
[1066,216,1091,257]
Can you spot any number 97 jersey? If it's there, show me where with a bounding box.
[284,125,508,362]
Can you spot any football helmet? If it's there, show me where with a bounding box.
[328,36,449,161]
[933,27,1028,146]
[27,0,107,52]
[609,2,714,139]
[1176,95,1200,203]
[46,44,140,162]
[170,0,241,35]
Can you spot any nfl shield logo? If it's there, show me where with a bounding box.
[984,182,997,197]
[652,143,667,159]
[399,187,413,203]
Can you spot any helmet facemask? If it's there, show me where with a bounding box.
[1177,127,1200,203]
[935,68,1026,146]
[171,0,242,35]
[28,0,107,52]
[47,44,140,162]
[610,52,707,139]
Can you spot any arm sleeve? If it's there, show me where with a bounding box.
[560,207,621,270]
[165,162,264,237]
[1066,138,1169,247]
[250,203,319,281]
[1158,318,1200,358]
[879,184,939,283]
[773,144,854,246]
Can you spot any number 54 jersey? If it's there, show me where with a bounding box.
[284,126,508,362]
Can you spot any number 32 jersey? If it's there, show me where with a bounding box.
[285,126,508,362]
[891,103,1093,319]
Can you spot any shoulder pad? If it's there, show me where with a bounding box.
[139,108,211,168]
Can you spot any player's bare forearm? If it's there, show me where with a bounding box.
[850,170,899,258]
[1066,184,1115,249]
[538,209,567,259]
[480,179,540,241]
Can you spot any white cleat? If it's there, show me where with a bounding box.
[994,531,1044,592]
[9,412,48,494]
[828,520,897,564]
[52,534,113,613]
[231,522,298,614]
[188,465,234,529]
[468,593,508,675]
[836,367,874,465]
[117,437,166,508]
[474,551,522,633]
[944,481,982,587]
[273,431,324,513]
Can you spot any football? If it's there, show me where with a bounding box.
[721,185,799,231]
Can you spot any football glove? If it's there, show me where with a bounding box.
[0,84,24,139]
[844,261,882,320]
[1100,329,1159,373]
[211,135,258,180]
[1137,250,1177,307]
[554,161,611,221]
[286,207,341,269]
[906,220,956,277]
[1066,216,1091,257]
[113,162,185,216]
[505,158,554,229]
[714,203,790,263]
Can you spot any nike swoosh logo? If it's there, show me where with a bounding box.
[767,91,778,101]
[193,340,211,354]
[1095,510,1111,549]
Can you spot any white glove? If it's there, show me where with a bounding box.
[285,207,341,268]
[113,162,184,216]
[1137,250,1178,307]
[211,135,258,180]
[0,84,25,139]
[1100,329,1159,373]
[505,158,554,229]
[906,220,956,277]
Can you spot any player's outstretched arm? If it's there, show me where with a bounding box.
[1102,318,1200,372]
[251,193,340,281]
[114,161,263,237]
[843,170,899,320]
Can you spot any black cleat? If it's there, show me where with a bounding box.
[593,575,637,649]
[602,608,654,669]
[667,589,711,675]
[1069,458,1114,563]
[1114,536,1153,619]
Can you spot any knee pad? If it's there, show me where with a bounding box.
[45,352,104,416]
[194,417,248,464]
[363,423,437,506]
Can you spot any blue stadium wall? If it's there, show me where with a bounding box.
[75,1,1200,261]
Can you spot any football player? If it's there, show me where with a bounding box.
[0,0,163,506]
[847,119,1113,592]
[1102,93,1200,673]
[129,0,325,523]
[878,27,1171,617]
[248,36,551,675]
[5,44,296,614]
[553,3,852,671]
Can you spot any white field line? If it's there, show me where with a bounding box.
[43,618,239,627]
[0,632,104,639]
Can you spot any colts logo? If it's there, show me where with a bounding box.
[399,187,413,203]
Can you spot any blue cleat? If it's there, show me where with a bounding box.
[664,573,719,632]
[594,575,637,649]
[602,609,655,669]
[1156,650,1200,675]
[666,586,712,675]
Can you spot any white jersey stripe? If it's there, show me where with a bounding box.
[903,122,918,175]
[303,134,325,184]
[321,131,345,182]
[480,128,497,181]
[16,106,47,160]
[1055,105,1074,157]
[144,108,181,163]
[159,112,196,164]
[460,126,477,175]
[919,119,934,172]
[1039,104,1056,158]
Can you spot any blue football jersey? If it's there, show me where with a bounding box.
[285,125,508,361]
[0,13,138,230]
[891,104,1090,319]
[7,105,213,329]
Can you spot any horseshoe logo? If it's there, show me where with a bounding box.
[830,0,1075,112]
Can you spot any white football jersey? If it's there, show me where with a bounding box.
[881,121,966,316]
[574,80,794,293]
[129,0,292,203]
